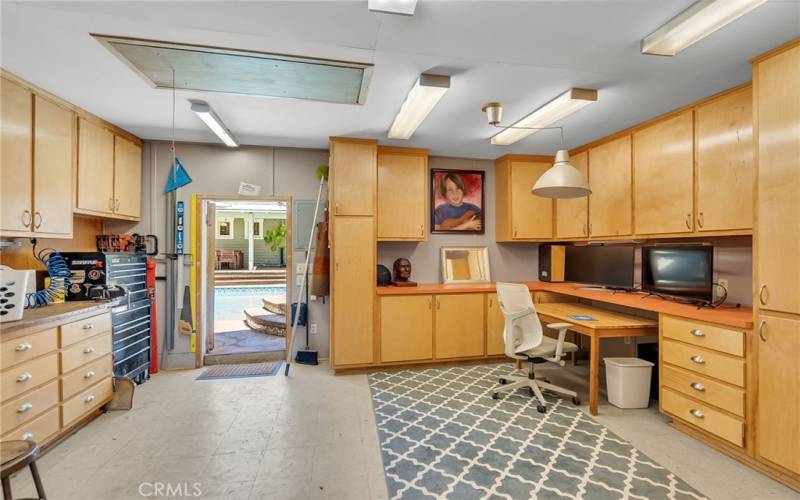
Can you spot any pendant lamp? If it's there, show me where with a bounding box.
[531,150,591,199]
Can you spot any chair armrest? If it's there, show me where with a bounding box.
[546,322,573,331]
[545,322,573,365]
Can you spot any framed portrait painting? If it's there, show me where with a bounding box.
[431,169,485,234]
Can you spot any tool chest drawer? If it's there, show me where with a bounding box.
[60,331,112,374]
[662,339,744,387]
[662,315,745,357]
[60,312,112,347]
[0,353,59,402]
[1,328,57,369]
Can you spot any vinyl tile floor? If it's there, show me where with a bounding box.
[7,361,796,500]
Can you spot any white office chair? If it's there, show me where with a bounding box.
[492,282,580,413]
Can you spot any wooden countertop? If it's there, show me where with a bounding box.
[0,301,117,340]
[376,281,754,329]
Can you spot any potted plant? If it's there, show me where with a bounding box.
[263,222,287,267]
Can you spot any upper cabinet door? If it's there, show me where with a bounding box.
[634,110,694,235]
[555,151,589,238]
[33,96,74,237]
[0,77,33,236]
[510,160,553,239]
[330,139,376,216]
[377,149,427,240]
[696,88,753,232]
[77,118,114,215]
[113,136,142,218]
[588,135,632,237]
[756,44,800,316]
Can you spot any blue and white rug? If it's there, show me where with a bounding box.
[369,363,706,500]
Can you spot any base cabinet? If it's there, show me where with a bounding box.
[380,295,433,362]
[434,294,484,359]
[487,293,505,356]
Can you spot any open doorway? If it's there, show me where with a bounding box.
[197,196,291,365]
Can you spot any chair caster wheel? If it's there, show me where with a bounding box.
[498,378,508,385]
[537,404,547,414]
[572,397,581,406]
[492,392,499,400]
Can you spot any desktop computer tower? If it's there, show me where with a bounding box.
[538,245,565,282]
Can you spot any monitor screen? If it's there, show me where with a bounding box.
[641,246,713,300]
[564,245,635,289]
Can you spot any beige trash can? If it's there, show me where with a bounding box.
[604,357,654,409]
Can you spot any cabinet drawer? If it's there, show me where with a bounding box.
[0,353,58,402]
[1,328,58,369]
[60,313,112,347]
[662,364,745,417]
[662,388,743,447]
[62,377,112,427]
[662,315,744,357]
[1,406,59,444]
[60,331,111,374]
[61,354,112,400]
[662,340,744,387]
[1,379,59,434]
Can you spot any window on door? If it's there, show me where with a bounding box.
[216,218,234,239]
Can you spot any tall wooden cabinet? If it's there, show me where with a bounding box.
[329,138,377,368]
[495,155,554,241]
[377,146,428,241]
[1,77,33,236]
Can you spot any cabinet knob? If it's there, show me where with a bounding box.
[84,370,96,379]
[690,355,705,365]
[690,329,705,337]
[698,212,704,229]
[685,214,691,230]
[427,297,432,310]
[690,382,705,392]
[583,223,587,236]
[22,210,32,228]
[83,347,97,354]
[15,342,32,352]
[759,320,767,342]
[33,211,42,229]
[21,432,34,441]
[419,224,424,237]
[83,324,94,330]
[17,402,33,413]
[16,372,32,383]
[689,409,705,419]
[334,202,339,215]
[758,284,768,306]
[588,223,592,236]
[85,394,96,403]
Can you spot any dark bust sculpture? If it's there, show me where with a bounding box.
[392,258,417,287]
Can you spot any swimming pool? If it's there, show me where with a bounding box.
[214,285,287,321]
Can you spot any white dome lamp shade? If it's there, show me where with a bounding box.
[531,150,591,199]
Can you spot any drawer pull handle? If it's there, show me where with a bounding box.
[690,355,705,364]
[16,372,33,382]
[690,382,706,392]
[689,409,705,419]
[17,403,33,413]
[690,329,705,337]
[15,343,32,352]
[83,324,95,330]
[21,432,34,441]
[83,347,97,354]
[85,370,96,379]
[85,394,96,403]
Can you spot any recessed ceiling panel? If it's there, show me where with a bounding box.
[93,34,373,104]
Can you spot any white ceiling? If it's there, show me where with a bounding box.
[2,1,798,158]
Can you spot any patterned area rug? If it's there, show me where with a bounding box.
[369,364,706,500]
[196,361,282,380]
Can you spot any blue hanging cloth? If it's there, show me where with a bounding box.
[164,157,192,193]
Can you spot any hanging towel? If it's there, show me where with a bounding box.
[311,213,330,297]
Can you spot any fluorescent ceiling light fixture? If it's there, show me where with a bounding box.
[190,101,238,147]
[641,0,767,56]
[490,88,597,146]
[368,0,417,16]
[388,74,450,140]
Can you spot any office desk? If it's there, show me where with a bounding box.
[535,302,658,416]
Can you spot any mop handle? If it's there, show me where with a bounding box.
[286,175,326,372]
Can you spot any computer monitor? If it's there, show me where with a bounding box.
[564,245,635,290]
[641,245,713,301]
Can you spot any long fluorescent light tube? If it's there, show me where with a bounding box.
[388,74,450,140]
[490,88,597,146]
[642,0,767,56]
[190,101,238,147]
[368,0,417,16]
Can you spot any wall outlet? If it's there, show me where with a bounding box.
[310,323,318,335]
[718,278,729,291]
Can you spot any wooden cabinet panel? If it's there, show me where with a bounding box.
[380,295,433,362]
[0,77,33,236]
[487,293,505,356]
[634,110,694,235]
[696,88,753,232]
[756,45,800,316]
[662,340,744,387]
[60,313,112,347]
[33,96,74,236]
[510,160,553,239]
[332,217,374,366]
[661,315,744,357]
[77,118,114,214]
[662,388,743,447]
[756,314,800,474]
[61,354,113,401]
[555,151,589,238]
[60,331,111,374]
[588,136,632,237]
[113,135,142,218]
[377,149,427,240]
[435,294,484,359]
[330,139,376,216]
[61,377,112,427]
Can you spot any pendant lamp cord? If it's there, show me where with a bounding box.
[170,66,176,178]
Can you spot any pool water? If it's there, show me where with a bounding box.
[214,285,287,321]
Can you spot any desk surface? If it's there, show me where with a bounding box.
[535,302,658,331]
[376,281,753,329]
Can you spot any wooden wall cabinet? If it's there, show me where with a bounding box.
[555,151,589,239]
[1,77,34,236]
[77,118,114,216]
[587,135,632,237]
[634,110,694,235]
[113,136,142,218]
[330,139,377,216]
[696,87,753,232]
[496,155,554,241]
[434,294,484,359]
[377,147,428,241]
[380,295,433,362]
